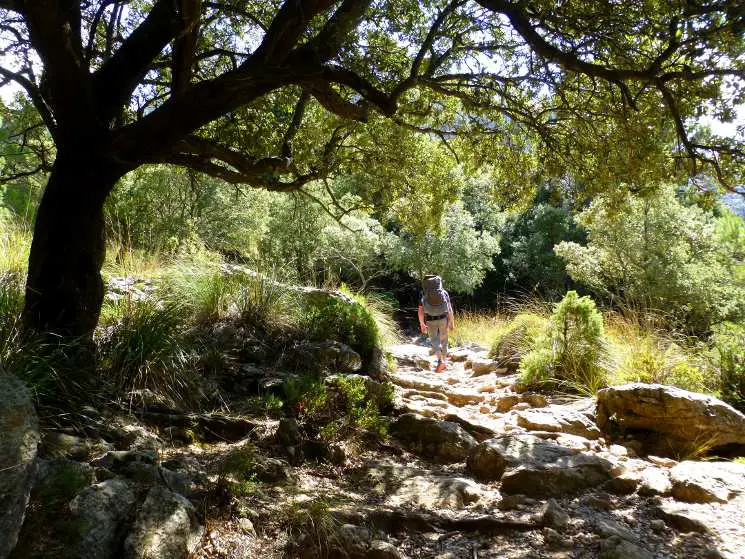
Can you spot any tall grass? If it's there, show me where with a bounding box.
[97,297,199,406]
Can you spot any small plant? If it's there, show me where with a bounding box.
[283,497,342,558]
[283,373,392,442]
[520,291,607,393]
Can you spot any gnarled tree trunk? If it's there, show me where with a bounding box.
[22,150,126,341]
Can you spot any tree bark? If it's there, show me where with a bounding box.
[22,150,126,341]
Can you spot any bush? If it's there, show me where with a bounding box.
[710,322,745,412]
[520,291,607,393]
[489,312,547,369]
[283,374,392,440]
[302,293,381,363]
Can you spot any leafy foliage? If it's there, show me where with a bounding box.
[283,374,392,441]
[556,185,745,332]
[302,293,381,363]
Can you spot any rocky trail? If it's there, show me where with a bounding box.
[3,338,745,559]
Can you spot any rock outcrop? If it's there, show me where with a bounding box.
[0,372,40,559]
[596,383,745,456]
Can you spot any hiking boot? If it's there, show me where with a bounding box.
[435,361,446,373]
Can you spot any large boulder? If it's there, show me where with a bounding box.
[596,384,745,456]
[123,485,203,559]
[287,341,362,374]
[389,475,482,509]
[69,478,139,559]
[390,413,478,463]
[0,372,40,559]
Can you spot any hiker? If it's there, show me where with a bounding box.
[418,274,455,372]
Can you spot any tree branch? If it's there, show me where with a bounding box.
[282,91,310,158]
[248,0,336,66]
[0,65,58,140]
[93,0,181,123]
[298,0,372,62]
[172,0,203,95]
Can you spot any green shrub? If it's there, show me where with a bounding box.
[302,294,380,363]
[283,373,392,440]
[710,322,745,412]
[488,312,547,367]
[520,291,607,393]
[97,297,198,404]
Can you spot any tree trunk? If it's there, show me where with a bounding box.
[22,151,125,341]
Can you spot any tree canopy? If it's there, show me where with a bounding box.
[0,0,744,338]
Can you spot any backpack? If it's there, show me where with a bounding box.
[422,275,448,315]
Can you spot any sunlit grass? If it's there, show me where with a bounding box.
[0,218,31,275]
[603,311,712,394]
[450,310,509,348]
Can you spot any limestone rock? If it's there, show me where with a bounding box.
[276,417,302,446]
[540,499,570,529]
[520,393,549,408]
[470,358,501,377]
[368,540,402,559]
[598,536,653,559]
[288,340,362,374]
[604,471,641,495]
[0,372,40,559]
[390,413,477,462]
[515,405,602,440]
[494,394,520,413]
[69,478,139,559]
[669,461,745,503]
[124,484,203,559]
[91,449,159,470]
[595,518,638,542]
[391,475,482,509]
[40,431,114,461]
[466,440,508,482]
[366,347,389,380]
[486,434,613,497]
[655,502,711,533]
[596,384,745,455]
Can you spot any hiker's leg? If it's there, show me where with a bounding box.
[441,319,449,358]
[427,321,438,355]
[430,319,447,366]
